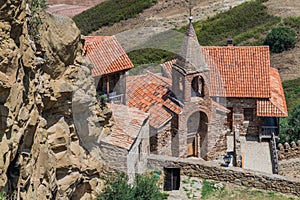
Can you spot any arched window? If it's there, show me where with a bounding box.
[191,76,204,97]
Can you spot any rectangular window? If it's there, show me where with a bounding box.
[164,168,180,191]
[138,142,142,161]
[244,108,254,121]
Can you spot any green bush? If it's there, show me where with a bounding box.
[279,102,300,144]
[73,0,157,35]
[264,27,297,53]
[97,172,168,200]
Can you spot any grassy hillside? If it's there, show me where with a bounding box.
[188,0,280,46]
[73,0,157,35]
[283,77,300,112]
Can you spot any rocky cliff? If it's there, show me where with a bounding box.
[0,0,111,199]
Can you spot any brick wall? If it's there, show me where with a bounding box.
[147,155,300,196]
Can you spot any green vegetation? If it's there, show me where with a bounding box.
[186,0,280,46]
[127,48,176,67]
[97,172,168,200]
[29,0,48,41]
[279,102,300,144]
[0,192,5,200]
[264,27,297,53]
[283,77,300,112]
[74,0,157,35]
[200,180,298,200]
[201,179,224,199]
[182,175,201,199]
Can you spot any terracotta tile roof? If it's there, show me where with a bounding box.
[149,105,173,129]
[257,68,288,117]
[161,59,176,79]
[161,47,271,98]
[127,72,181,128]
[83,36,134,77]
[102,103,149,150]
[202,46,271,98]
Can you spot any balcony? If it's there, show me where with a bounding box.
[98,92,124,105]
[259,126,279,142]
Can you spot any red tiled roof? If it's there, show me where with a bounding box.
[257,68,288,117]
[102,103,149,150]
[202,46,271,98]
[161,47,271,98]
[83,36,133,77]
[127,72,181,128]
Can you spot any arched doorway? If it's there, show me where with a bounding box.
[186,111,208,158]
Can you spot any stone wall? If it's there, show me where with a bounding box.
[99,142,128,172]
[226,98,264,136]
[147,155,300,196]
[279,158,300,180]
[277,140,300,160]
[127,121,150,182]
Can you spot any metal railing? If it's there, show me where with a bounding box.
[109,94,124,104]
[259,126,278,142]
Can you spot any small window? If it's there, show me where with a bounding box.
[164,168,180,191]
[244,108,254,121]
[138,142,142,161]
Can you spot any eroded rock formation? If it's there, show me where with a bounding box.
[0,0,111,199]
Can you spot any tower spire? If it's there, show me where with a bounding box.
[174,1,208,74]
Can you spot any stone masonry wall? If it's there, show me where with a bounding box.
[279,158,300,180]
[226,98,264,136]
[277,140,300,160]
[147,155,300,196]
[99,142,128,172]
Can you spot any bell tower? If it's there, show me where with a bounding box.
[172,15,209,103]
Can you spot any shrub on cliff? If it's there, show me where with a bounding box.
[97,172,168,200]
[264,27,297,53]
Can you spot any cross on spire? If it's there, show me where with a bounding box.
[188,0,193,23]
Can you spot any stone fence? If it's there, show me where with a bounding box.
[277,140,300,160]
[147,155,300,196]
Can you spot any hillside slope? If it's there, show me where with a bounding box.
[91,0,252,36]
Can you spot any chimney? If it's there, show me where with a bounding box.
[227,38,233,46]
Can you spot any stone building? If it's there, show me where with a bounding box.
[127,19,288,161]
[83,36,133,104]
[84,19,288,166]
[99,103,149,181]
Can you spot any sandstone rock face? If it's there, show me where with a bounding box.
[0,0,111,199]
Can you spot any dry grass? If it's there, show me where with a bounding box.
[203,181,299,200]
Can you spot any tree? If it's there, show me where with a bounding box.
[97,172,168,200]
[264,27,296,53]
[279,103,300,143]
